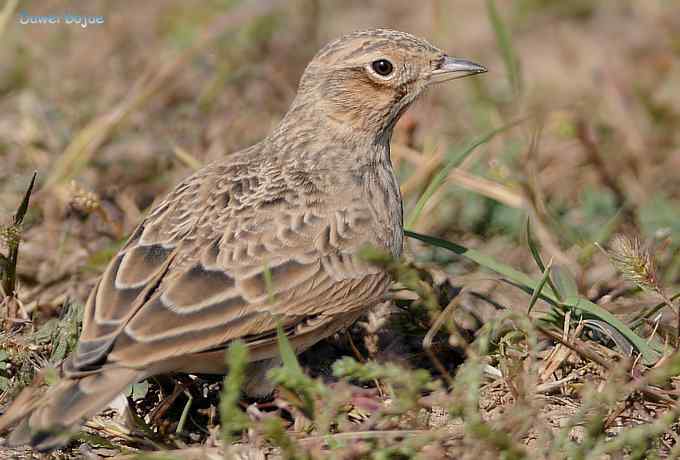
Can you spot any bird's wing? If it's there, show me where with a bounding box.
[66,154,391,374]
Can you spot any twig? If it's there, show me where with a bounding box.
[536,325,610,371]
[422,297,459,388]
[535,374,578,394]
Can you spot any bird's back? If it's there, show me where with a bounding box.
[67,138,399,377]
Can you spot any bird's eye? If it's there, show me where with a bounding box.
[371,59,394,77]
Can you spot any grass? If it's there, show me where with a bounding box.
[0,0,679,458]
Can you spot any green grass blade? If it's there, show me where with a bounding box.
[486,0,522,96]
[524,217,546,272]
[405,230,661,364]
[528,259,552,315]
[14,171,37,226]
[221,340,250,445]
[263,261,277,304]
[405,121,521,229]
[551,265,579,299]
[276,322,303,374]
[525,216,563,301]
[406,230,558,299]
[175,391,193,434]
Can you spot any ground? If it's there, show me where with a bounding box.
[0,1,679,458]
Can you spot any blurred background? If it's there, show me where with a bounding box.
[0,0,678,332]
[0,1,679,457]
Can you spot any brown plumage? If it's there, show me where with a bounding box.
[0,28,485,451]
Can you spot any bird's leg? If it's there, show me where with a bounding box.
[345,331,367,363]
[148,375,192,427]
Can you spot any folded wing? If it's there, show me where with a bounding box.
[65,155,390,376]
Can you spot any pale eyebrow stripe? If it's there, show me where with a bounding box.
[344,40,392,60]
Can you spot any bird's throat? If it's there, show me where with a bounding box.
[269,102,396,168]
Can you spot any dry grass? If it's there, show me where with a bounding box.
[0,0,679,458]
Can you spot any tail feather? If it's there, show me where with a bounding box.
[0,367,141,452]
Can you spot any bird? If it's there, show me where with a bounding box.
[0,28,486,451]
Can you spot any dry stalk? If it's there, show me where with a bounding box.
[422,298,459,388]
[600,234,677,348]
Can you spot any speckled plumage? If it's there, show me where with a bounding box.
[0,28,485,451]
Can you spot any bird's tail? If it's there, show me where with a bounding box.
[0,367,141,452]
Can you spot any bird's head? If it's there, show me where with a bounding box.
[288,28,486,144]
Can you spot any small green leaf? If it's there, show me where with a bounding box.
[276,322,302,374]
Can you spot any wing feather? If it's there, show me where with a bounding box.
[65,152,395,377]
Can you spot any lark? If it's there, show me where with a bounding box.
[0,28,485,451]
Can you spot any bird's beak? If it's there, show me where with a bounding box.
[430,56,487,84]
